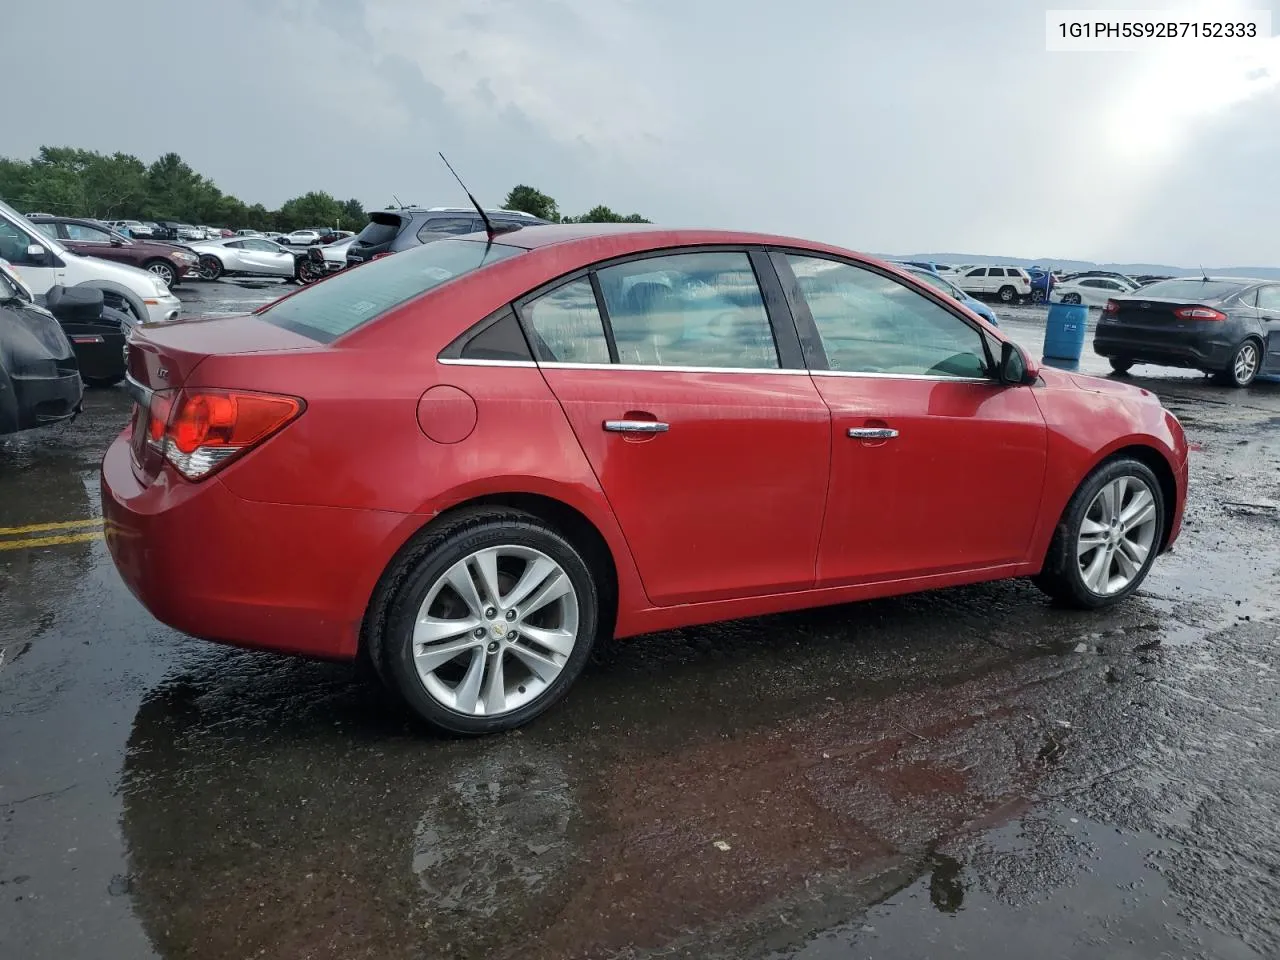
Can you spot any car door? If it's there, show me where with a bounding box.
[518,248,831,606]
[241,238,297,276]
[62,222,130,266]
[774,251,1048,585]
[958,267,986,295]
[1255,285,1280,369]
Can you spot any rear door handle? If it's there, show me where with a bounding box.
[604,420,669,434]
[848,427,898,440]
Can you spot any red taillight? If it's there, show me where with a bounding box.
[1173,306,1227,321]
[1103,299,1119,316]
[144,388,302,480]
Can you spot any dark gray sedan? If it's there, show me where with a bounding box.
[1094,277,1280,387]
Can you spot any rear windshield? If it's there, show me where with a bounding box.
[1134,278,1248,301]
[257,239,524,341]
[352,213,407,247]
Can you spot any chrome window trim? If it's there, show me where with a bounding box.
[437,358,538,368]
[435,357,993,382]
[538,361,809,375]
[811,369,991,384]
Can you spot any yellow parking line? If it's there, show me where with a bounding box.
[0,518,104,536]
[0,532,104,552]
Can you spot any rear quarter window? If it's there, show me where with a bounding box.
[256,238,524,341]
[352,214,406,247]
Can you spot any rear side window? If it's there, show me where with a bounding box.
[418,217,480,241]
[595,251,779,368]
[352,213,406,247]
[988,267,1005,277]
[257,238,523,341]
[523,278,611,364]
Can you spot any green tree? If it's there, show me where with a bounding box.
[340,198,366,228]
[565,205,651,224]
[277,190,345,231]
[503,184,559,222]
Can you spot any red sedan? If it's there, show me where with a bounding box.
[102,225,1188,734]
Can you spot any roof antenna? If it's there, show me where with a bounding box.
[438,152,503,247]
[391,194,403,209]
[1200,264,1209,281]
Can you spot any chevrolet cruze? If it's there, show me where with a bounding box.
[102,224,1188,734]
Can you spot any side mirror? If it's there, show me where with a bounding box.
[998,340,1038,385]
[25,243,46,261]
[110,238,124,247]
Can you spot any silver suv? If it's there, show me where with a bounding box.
[345,207,549,266]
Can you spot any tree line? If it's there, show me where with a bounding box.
[0,147,649,233]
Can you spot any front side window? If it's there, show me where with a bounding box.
[785,255,990,379]
[966,268,986,278]
[1257,285,1280,311]
[595,251,779,368]
[523,278,611,364]
[244,238,282,252]
[256,237,524,341]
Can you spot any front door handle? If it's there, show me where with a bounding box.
[848,427,898,440]
[604,419,669,434]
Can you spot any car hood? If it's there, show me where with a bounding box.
[1038,364,1156,401]
[62,249,167,292]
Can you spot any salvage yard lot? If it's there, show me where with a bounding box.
[2,281,1278,959]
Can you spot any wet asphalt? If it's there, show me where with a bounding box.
[1,282,1278,959]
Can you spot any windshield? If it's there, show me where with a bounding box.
[257,238,524,341]
[1134,278,1249,301]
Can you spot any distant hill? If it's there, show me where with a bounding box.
[882,253,1280,280]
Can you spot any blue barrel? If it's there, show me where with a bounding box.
[1043,302,1089,362]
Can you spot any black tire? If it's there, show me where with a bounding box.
[1109,357,1134,375]
[372,508,600,735]
[144,259,176,289]
[1032,289,1046,303]
[1033,457,1165,610]
[197,255,223,281]
[1062,292,1082,305]
[83,375,125,388]
[998,285,1016,303]
[1212,339,1261,388]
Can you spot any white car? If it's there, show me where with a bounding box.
[954,265,1034,303]
[189,236,301,281]
[282,229,321,246]
[1050,276,1138,307]
[234,229,261,237]
[320,235,355,267]
[0,198,180,325]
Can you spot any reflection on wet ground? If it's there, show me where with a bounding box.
[1,285,1279,959]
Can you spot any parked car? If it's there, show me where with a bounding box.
[954,265,1034,303]
[1060,271,1141,290]
[108,219,154,238]
[0,198,181,325]
[1095,276,1280,386]
[190,236,312,282]
[1051,276,1136,308]
[281,229,322,246]
[102,224,1188,735]
[1026,266,1056,303]
[0,259,82,435]
[899,264,1000,326]
[318,229,354,245]
[235,229,261,237]
[27,216,199,289]
[346,207,550,267]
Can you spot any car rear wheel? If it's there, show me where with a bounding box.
[1108,358,1134,375]
[998,285,1017,303]
[297,259,322,284]
[375,509,600,735]
[1033,458,1164,609]
[197,255,223,281]
[1214,339,1261,388]
[144,259,176,288]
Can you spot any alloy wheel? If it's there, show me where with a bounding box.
[411,545,580,717]
[1076,475,1159,596]
[148,261,175,287]
[1233,342,1259,386]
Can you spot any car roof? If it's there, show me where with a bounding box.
[488,223,875,255]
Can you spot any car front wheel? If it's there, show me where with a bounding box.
[144,259,176,288]
[1033,458,1165,609]
[374,509,600,735]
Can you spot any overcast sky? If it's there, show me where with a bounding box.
[8,0,1280,266]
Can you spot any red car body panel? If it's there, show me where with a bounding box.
[102,226,1189,662]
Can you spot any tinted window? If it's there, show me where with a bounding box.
[352,213,406,247]
[786,255,990,379]
[1136,278,1249,300]
[594,251,778,368]
[459,309,534,362]
[1257,286,1280,311]
[418,217,480,242]
[224,240,245,249]
[257,238,523,341]
[966,268,986,277]
[1080,279,1103,288]
[523,278,611,364]
[988,267,1005,277]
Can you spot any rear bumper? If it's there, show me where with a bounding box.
[1094,323,1234,370]
[101,433,409,659]
[12,370,82,429]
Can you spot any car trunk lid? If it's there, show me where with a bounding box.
[125,312,316,483]
[1106,294,1227,328]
